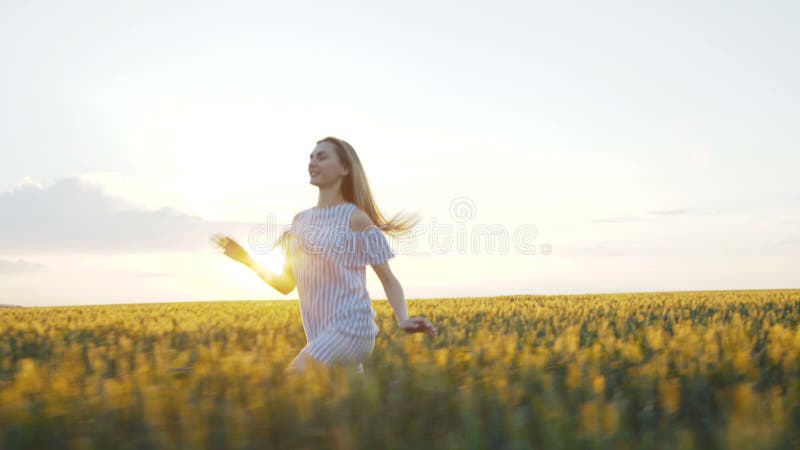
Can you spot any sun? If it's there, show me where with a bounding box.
[250,249,287,274]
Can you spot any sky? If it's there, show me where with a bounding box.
[1,0,798,306]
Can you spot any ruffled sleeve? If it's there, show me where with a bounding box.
[349,227,395,267]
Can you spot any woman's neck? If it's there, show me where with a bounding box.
[316,187,346,208]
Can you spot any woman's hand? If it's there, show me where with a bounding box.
[399,317,437,338]
[211,234,253,267]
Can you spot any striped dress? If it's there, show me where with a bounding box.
[282,201,395,371]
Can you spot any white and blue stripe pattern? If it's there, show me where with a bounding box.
[284,202,395,367]
[292,328,376,372]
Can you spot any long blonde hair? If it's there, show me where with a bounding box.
[317,136,420,237]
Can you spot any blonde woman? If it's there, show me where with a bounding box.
[212,137,436,374]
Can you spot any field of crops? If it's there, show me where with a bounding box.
[1,290,799,449]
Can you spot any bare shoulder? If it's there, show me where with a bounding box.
[349,207,375,232]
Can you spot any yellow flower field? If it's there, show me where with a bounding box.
[1,290,799,449]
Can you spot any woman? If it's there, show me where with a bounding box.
[212,136,436,374]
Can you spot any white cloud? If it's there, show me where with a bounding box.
[0,258,43,274]
[0,177,277,253]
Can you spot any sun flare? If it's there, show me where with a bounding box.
[250,249,287,274]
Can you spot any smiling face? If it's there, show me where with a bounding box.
[308,141,349,188]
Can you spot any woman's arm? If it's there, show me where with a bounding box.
[349,208,435,337]
[248,258,296,295]
[372,263,436,337]
[211,234,296,295]
[374,263,408,322]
